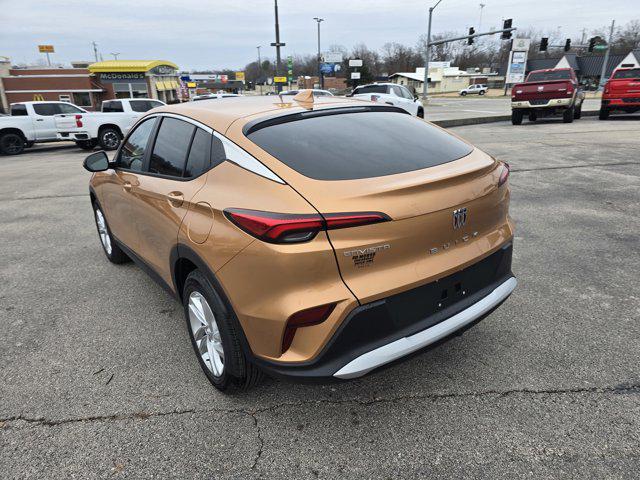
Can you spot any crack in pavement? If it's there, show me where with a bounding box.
[247,410,265,470]
[512,161,639,173]
[2,382,638,430]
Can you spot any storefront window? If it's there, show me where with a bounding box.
[73,92,92,107]
[114,82,148,99]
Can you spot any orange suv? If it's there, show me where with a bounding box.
[83,94,516,391]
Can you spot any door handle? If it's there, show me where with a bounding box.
[36,119,44,122]
[167,191,184,207]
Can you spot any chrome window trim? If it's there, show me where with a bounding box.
[143,112,285,184]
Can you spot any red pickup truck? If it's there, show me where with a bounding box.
[599,67,640,119]
[511,68,585,125]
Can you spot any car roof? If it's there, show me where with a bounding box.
[151,95,376,133]
[11,101,75,105]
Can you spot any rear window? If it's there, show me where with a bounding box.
[129,100,163,112]
[246,110,473,181]
[33,103,59,116]
[353,85,387,95]
[527,70,571,82]
[103,101,123,113]
[11,104,27,116]
[612,68,640,79]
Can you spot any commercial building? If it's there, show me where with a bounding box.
[88,60,180,103]
[390,65,498,94]
[0,58,180,112]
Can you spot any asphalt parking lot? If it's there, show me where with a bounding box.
[1,116,639,479]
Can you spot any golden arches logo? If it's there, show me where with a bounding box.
[33,94,45,101]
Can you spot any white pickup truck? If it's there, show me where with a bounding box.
[349,83,424,117]
[55,98,165,150]
[0,101,88,155]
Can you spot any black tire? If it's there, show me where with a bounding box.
[574,104,582,119]
[528,112,537,122]
[460,91,467,96]
[98,127,121,151]
[511,110,523,125]
[599,107,610,120]
[183,269,262,391]
[562,105,575,123]
[479,90,485,95]
[92,202,129,264]
[76,139,97,151]
[417,107,424,118]
[0,132,25,155]
[25,141,35,148]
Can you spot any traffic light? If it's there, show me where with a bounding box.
[468,27,475,45]
[564,38,571,52]
[501,19,513,39]
[588,37,596,52]
[540,37,549,52]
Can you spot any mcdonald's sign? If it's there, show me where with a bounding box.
[33,94,45,101]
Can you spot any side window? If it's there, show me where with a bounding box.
[58,103,84,114]
[184,128,212,178]
[391,85,404,97]
[10,104,27,116]
[400,86,413,99]
[129,100,160,112]
[148,117,195,177]
[103,101,123,113]
[117,118,156,172]
[33,103,59,116]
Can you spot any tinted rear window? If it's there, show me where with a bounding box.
[527,70,571,82]
[247,110,473,180]
[354,85,387,95]
[11,104,27,116]
[149,117,195,177]
[103,101,123,112]
[612,68,640,79]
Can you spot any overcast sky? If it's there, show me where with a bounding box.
[1,0,638,70]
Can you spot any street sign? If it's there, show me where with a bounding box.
[323,52,342,63]
[349,59,363,67]
[351,72,361,80]
[187,82,196,88]
[38,45,54,53]
[274,76,288,83]
[235,71,245,81]
[594,45,608,51]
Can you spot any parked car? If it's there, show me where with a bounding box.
[280,89,333,97]
[459,84,488,96]
[83,95,516,391]
[349,83,424,117]
[55,98,165,150]
[192,93,241,101]
[599,67,640,119]
[511,68,585,125]
[0,101,88,155]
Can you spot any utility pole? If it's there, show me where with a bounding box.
[422,0,444,101]
[478,3,485,32]
[314,17,324,89]
[92,41,99,62]
[598,20,615,89]
[256,46,262,94]
[270,0,286,93]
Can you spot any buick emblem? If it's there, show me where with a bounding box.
[453,208,467,229]
[537,86,544,91]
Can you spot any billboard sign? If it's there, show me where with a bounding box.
[235,71,245,81]
[351,72,361,80]
[38,45,54,53]
[323,52,342,63]
[274,76,288,83]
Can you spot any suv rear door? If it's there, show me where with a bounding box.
[245,108,511,304]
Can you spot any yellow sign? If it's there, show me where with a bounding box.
[274,76,288,83]
[38,45,55,53]
[33,94,45,101]
[235,71,245,81]
[187,82,196,88]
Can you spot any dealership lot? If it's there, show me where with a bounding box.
[1,118,639,478]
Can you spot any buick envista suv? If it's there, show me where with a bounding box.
[83,92,516,391]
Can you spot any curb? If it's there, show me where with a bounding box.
[434,109,599,128]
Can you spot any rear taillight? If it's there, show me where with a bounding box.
[604,83,610,94]
[75,115,83,128]
[224,208,390,244]
[498,162,510,187]
[282,303,336,353]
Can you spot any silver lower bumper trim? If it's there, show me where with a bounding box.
[333,276,517,379]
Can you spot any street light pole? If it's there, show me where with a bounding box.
[598,19,615,89]
[271,0,286,93]
[314,17,324,89]
[257,45,262,94]
[422,0,443,101]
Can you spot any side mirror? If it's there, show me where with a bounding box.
[83,151,110,172]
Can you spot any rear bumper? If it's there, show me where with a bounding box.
[602,98,640,107]
[57,131,91,141]
[255,242,515,380]
[512,97,573,109]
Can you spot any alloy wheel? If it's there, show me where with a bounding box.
[95,208,112,255]
[3,136,23,154]
[188,291,225,376]
[102,131,120,149]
